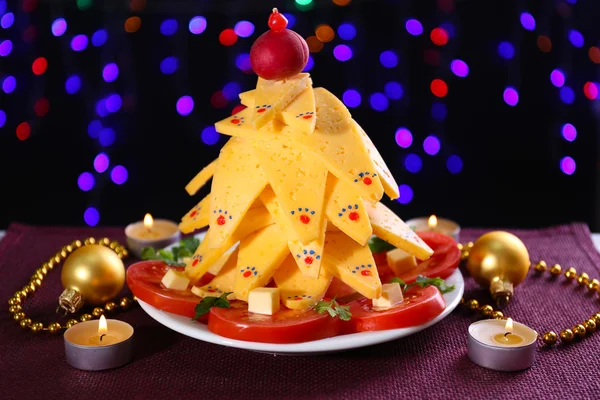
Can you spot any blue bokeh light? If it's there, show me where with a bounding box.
[342,89,361,108]
[0,110,5,128]
[303,55,314,72]
[520,13,536,31]
[498,42,515,59]
[0,39,12,56]
[91,29,107,46]
[446,155,463,174]
[160,19,178,36]
[99,127,116,147]
[51,18,67,36]
[560,86,575,104]
[431,102,447,121]
[568,30,584,48]
[234,21,254,38]
[283,13,296,29]
[105,93,122,113]
[96,99,109,117]
[384,82,403,100]
[201,126,220,145]
[235,53,251,71]
[2,75,16,93]
[405,19,423,36]
[404,154,423,173]
[380,50,398,68]
[450,59,469,77]
[369,93,388,111]
[222,82,241,101]
[397,184,414,204]
[338,23,356,40]
[84,207,100,227]
[65,75,81,94]
[88,120,103,138]
[1,12,14,29]
[160,56,178,74]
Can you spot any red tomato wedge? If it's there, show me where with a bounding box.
[127,261,212,320]
[208,300,341,343]
[343,285,446,333]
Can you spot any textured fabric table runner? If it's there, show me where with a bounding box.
[1,222,600,399]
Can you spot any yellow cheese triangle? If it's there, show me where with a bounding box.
[313,87,353,133]
[179,194,210,234]
[366,201,433,260]
[192,248,239,300]
[239,89,255,108]
[233,224,289,301]
[185,159,218,196]
[185,206,275,282]
[324,174,372,246]
[215,106,286,141]
[252,138,328,245]
[280,87,316,134]
[208,137,269,249]
[273,255,333,310]
[251,73,311,129]
[353,121,400,200]
[323,232,382,299]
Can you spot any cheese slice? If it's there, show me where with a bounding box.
[252,138,328,245]
[185,159,218,196]
[280,87,316,134]
[185,206,274,282]
[324,174,372,246]
[366,201,433,260]
[322,232,382,299]
[215,106,286,142]
[353,121,400,200]
[233,224,289,301]
[251,73,311,129]
[239,89,255,108]
[314,87,352,133]
[273,255,333,310]
[192,248,238,300]
[208,137,269,248]
[179,194,210,234]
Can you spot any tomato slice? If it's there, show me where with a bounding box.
[127,260,212,320]
[344,285,446,333]
[208,301,341,343]
[395,232,460,283]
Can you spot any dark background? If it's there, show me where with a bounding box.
[0,0,598,230]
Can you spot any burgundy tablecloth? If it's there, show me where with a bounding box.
[2,222,600,399]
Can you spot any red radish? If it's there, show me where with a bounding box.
[250,8,309,80]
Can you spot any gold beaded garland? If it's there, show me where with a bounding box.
[542,331,557,345]
[565,267,577,280]
[577,273,590,286]
[584,319,596,333]
[7,237,136,333]
[560,329,575,342]
[573,324,587,338]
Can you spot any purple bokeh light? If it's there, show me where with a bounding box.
[423,135,441,155]
[176,96,194,116]
[405,19,423,36]
[111,166,128,185]
[78,172,95,191]
[0,39,12,56]
[450,59,469,77]
[333,45,353,62]
[2,75,16,93]
[550,69,565,87]
[94,153,110,173]
[234,21,254,38]
[235,53,251,71]
[51,18,67,36]
[560,156,576,175]
[395,128,413,148]
[1,12,14,29]
[561,123,577,142]
[342,89,361,108]
[102,63,119,82]
[519,13,536,31]
[189,16,207,35]
[503,87,519,106]
[70,34,88,51]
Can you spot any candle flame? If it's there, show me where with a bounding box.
[98,315,108,335]
[505,317,514,334]
[143,213,154,230]
[428,215,438,229]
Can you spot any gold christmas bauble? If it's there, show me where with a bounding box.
[466,231,530,308]
[58,245,125,313]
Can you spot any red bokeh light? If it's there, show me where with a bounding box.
[219,29,238,46]
[430,79,448,98]
[16,122,31,141]
[22,0,38,13]
[210,91,229,108]
[583,82,598,100]
[430,28,449,46]
[23,25,37,43]
[32,57,48,75]
[424,49,441,66]
[34,98,50,117]
[437,0,454,13]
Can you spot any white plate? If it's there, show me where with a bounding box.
[138,266,464,355]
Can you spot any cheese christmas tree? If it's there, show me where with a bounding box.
[179,9,433,311]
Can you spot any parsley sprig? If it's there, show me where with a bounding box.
[314,297,352,321]
[193,292,232,320]
[141,237,201,267]
[367,236,396,253]
[390,276,455,294]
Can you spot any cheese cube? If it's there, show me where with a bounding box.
[386,248,418,276]
[161,269,190,291]
[372,283,404,310]
[248,288,281,315]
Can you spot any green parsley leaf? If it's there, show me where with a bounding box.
[140,237,201,267]
[193,292,232,320]
[368,236,396,254]
[314,297,352,321]
[158,249,174,261]
[180,237,201,254]
[140,247,157,260]
[414,276,456,294]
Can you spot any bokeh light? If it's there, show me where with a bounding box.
[338,23,356,40]
[589,47,600,64]
[342,89,361,108]
[16,122,30,141]
[234,21,254,38]
[0,39,12,56]
[105,93,122,113]
[450,59,469,77]
[431,103,447,121]
[520,13,536,31]
[70,34,88,51]
[369,93,388,111]
[562,123,577,142]
[384,82,403,100]
[34,98,49,117]
[77,0,92,10]
[189,16,207,35]
[51,18,67,36]
[560,156,576,175]
[160,56,178,74]
[568,30,583,48]
[583,82,598,100]
[295,0,313,5]
[78,172,95,191]
[430,27,449,46]
[423,135,441,155]
[404,154,423,173]
[306,36,323,53]
[503,87,519,106]
[397,184,413,204]
[94,153,110,173]
[283,13,296,29]
[222,82,241,101]
[201,126,220,145]
[219,29,238,46]
[440,22,455,38]
[446,155,463,174]
[380,50,398,68]
[2,75,16,93]
[32,57,47,75]
[65,75,81,94]
[210,91,228,109]
[84,207,100,227]
[395,128,413,148]
[559,86,575,104]
[160,19,178,36]
[537,36,552,52]
[303,55,314,72]
[102,63,119,82]
[430,79,448,98]
[550,69,565,87]
[316,24,335,42]
[111,166,128,184]
[1,12,14,29]
[125,17,141,33]
[333,45,352,61]
[96,99,108,117]
[235,53,251,72]
[129,0,146,12]
[0,110,5,128]
[333,0,351,5]
[91,29,107,46]
[498,41,515,59]
[405,19,423,36]
[99,127,116,147]
[88,120,102,138]
[176,96,194,116]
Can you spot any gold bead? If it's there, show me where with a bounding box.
[588,279,600,291]
[23,286,33,295]
[80,314,93,322]
[48,322,62,334]
[132,295,138,302]
[41,265,49,275]
[480,305,494,317]
[577,273,590,286]
[30,322,44,333]
[53,254,62,264]
[17,290,28,299]
[119,297,132,309]
[457,243,464,251]
[565,267,577,280]
[585,319,597,333]
[60,250,68,259]
[65,244,74,253]
[593,313,600,324]
[120,249,129,258]
[35,270,45,280]
[66,319,79,328]
[92,307,104,317]
[573,324,586,338]
[100,237,111,246]
[104,302,117,312]
[8,297,21,306]
[466,241,474,248]
[9,305,22,313]
[71,240,83,248]
[20,318,32,328]
[109,241,119,250]
[492,311,504,319]
[27,282,37,292]
[560,329,575,343]
[114,246,124,254]
[84,237,96,245]
[466,299,479,310]
[542,331,558,345]
[461,250,470,259]
[33,278,42,287]
[533,261,547,272]
[13,312,26,321]
[550,264,562,276]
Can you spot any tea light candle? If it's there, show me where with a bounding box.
[405,215,460,242]
[468,318,538,371]
[64,315,134,371]
[125,213,180,258]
